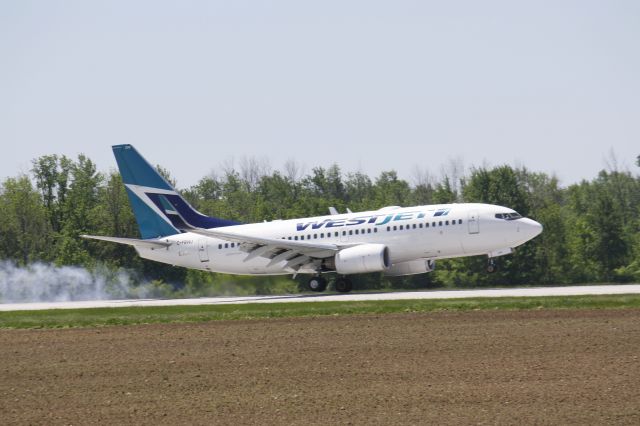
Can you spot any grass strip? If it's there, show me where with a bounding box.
[1,293,640,329]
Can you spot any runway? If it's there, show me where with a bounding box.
[1,284,640,312]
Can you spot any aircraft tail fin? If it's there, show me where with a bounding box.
[112,144,240,239]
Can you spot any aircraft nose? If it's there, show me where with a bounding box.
[519,218,543,240]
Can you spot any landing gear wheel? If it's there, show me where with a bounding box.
[308,276,327,292]
[335,277,353,293]
[487,259,498,274]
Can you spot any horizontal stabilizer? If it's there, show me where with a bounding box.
[81,235,172,249]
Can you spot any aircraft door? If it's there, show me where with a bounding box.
[467,211,480,234]
[198,240,209,262]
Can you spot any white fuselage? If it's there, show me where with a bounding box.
[134,203,542,276]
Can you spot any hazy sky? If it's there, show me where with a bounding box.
[1,1,639,189]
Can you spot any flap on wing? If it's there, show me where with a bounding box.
[81,235,172,249]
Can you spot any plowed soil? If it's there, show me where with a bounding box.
[1,309,639,425]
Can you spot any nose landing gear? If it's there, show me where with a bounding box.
[486,258,498,274]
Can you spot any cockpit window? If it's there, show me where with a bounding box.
[495,212,523,220]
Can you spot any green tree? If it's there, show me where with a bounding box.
[432,178,456,204]
[254,172,300,220]
[55,155,103,266]
[463,166,529,215]
[31,154,72,233]
[0,175,50,264]
[344,172,375,211]
[565,172,636,282]
[372,171,411,207]
[88,171,140,269]
[516,170,570,284]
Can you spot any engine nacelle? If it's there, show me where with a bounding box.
[333,244,390,274]
[384,259,435,277]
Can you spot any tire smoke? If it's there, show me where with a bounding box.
[0,261,146,303]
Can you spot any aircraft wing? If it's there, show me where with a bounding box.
[188,227,351,271]
[188,227,342,258]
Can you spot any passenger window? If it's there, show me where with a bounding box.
[368,229,371,234]
[335,232,339,237]
[459,219,462,224]
[413,224,417,229]
[445,220,449,226]
[342,231,346,236]
[225,243,229,248]
[387,226,391,231]
[307,235,311,240]
[314,234,317,239]
[349,230,353,235]
[439,221,443,226]
[294,236,298,241]
[355,229,359,235]
[374,228,378,233]
[393,225,397,231]
[419,223,423,228]
[218,244,222,249]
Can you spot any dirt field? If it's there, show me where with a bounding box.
[1,309,639,425]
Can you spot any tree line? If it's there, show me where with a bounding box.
[1,153,639,296]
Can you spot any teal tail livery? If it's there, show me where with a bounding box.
[82,145,239,248]
[83,145,542,293]
[112,144,239,239]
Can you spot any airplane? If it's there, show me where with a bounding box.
[82,145,543,293]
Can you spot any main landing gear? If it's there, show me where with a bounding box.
[307,276,328,292]
[486,258,498,274]
[334,276,353,293]
[307,276,353,293]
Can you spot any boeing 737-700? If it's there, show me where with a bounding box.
[83,145,543,292]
